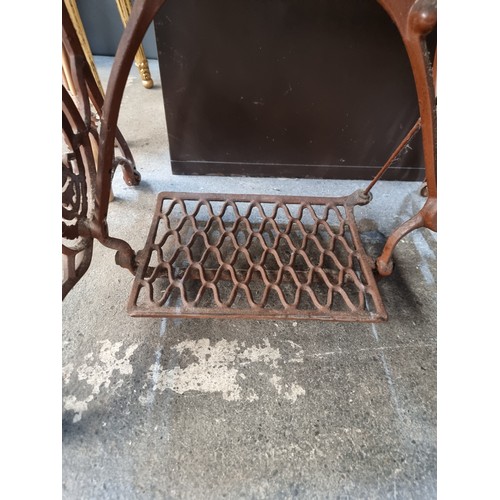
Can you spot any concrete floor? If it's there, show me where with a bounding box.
[62,56,437,499]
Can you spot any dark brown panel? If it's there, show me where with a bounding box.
[154,0,436,180]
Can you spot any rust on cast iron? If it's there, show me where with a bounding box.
[128,191,387,322]
[63,0,437,323]
[62,1,142,296]
[374,0,437,275]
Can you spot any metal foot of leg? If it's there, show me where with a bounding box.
[376,197,436,276]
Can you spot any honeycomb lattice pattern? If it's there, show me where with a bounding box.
[128,192,386,322]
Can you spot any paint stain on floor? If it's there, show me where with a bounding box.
[63,340,138,422]
[139,338,305,404]
[63,337,306,423]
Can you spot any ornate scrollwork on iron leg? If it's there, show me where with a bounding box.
[62,85,97,297]
[62,153,94,299]
[62,0,140,296]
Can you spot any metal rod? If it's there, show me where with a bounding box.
[363,117,421,196]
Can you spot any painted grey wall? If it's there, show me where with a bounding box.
[77,0,158,59]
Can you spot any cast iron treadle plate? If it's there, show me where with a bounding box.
[128,191,387,322]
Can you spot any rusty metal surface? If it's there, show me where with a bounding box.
[62,1,142,297]
[62,0,437,319]
[62,4,99,299]
[375,0,437,275]
[128,191,387,322]
[62,84,96,299]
